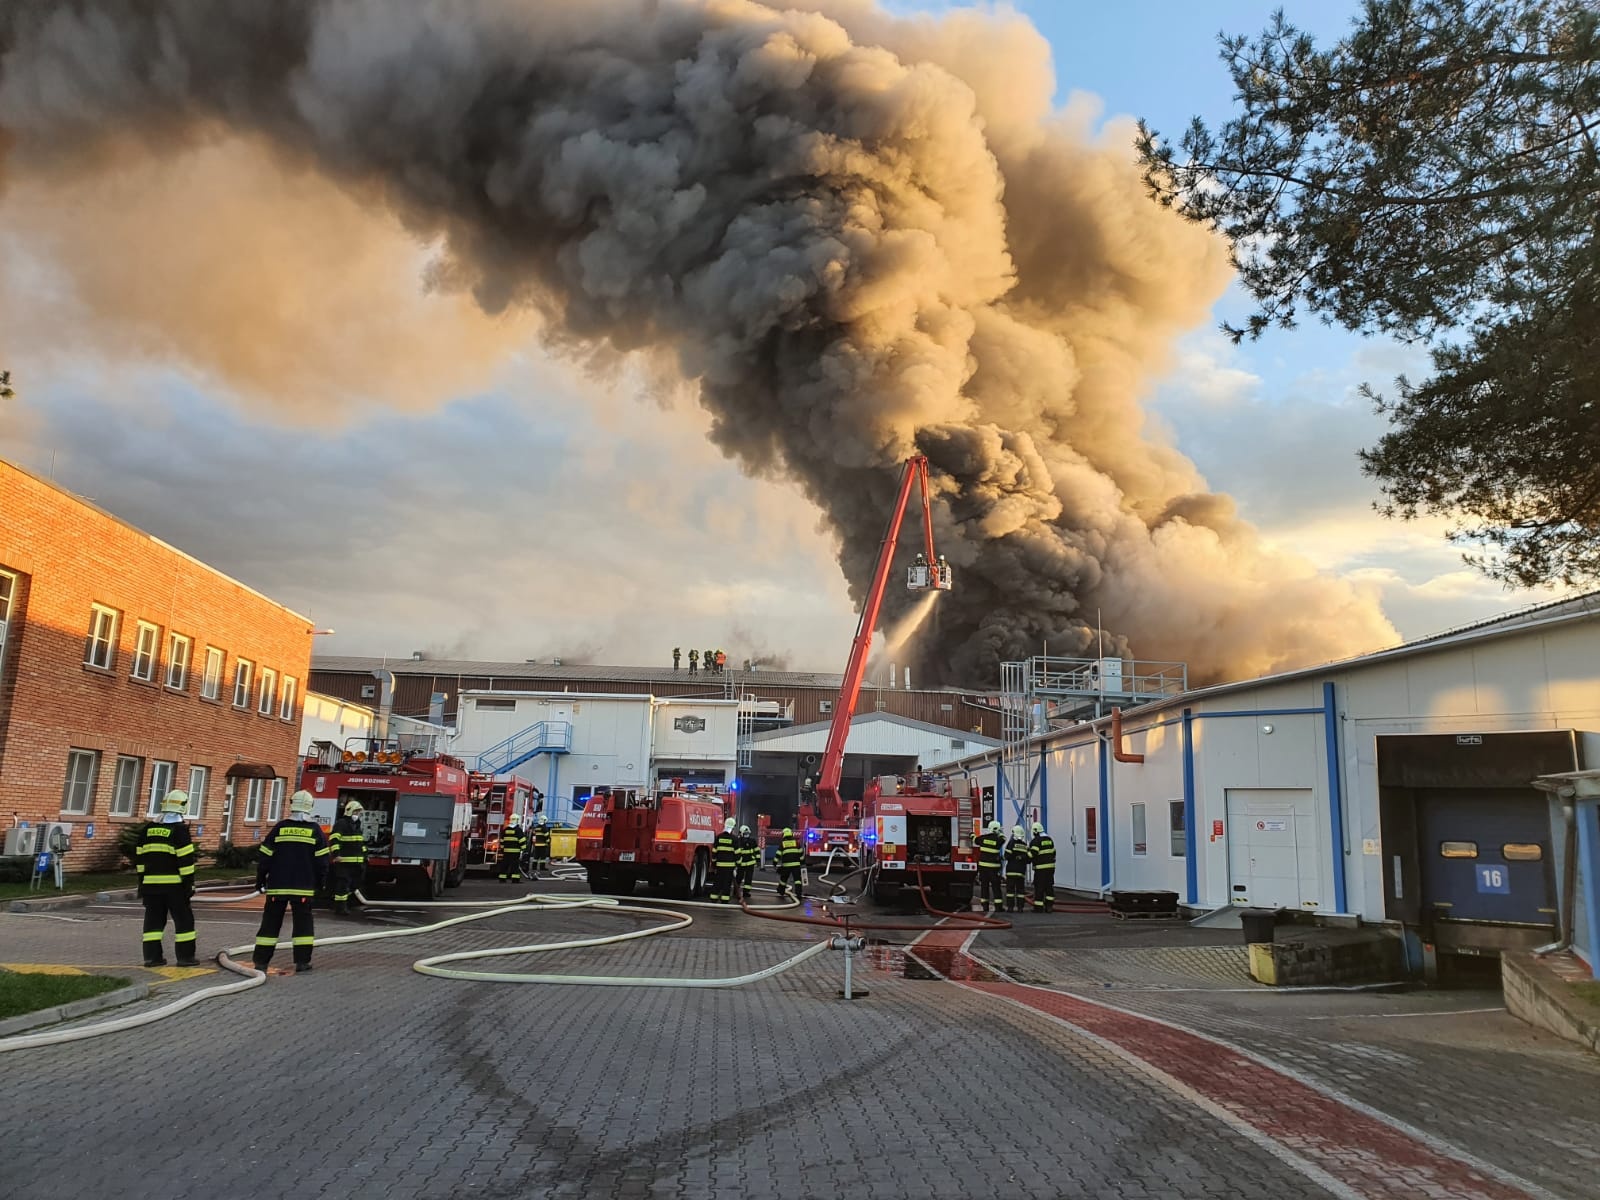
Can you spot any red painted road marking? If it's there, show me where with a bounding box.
[902,928,1551,1200]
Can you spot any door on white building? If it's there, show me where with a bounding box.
[1225,788,1322,909]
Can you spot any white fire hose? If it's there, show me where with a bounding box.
[0,882,818,1053]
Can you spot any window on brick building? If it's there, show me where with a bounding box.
[258,667,277,716]
[201,647,224,700]
[166,633,191,691]
[0,567,16,683]
[280,676,297,721]
[146,760,176,815]
[61,750,99,815]
[221,780,236,840]
[85,604,120,670]
[233,659,254,708]
[186,766,208,818]
[110,756,143,817]
[268,778,285,822]
[245,777,264,823]
[131,621,160,682]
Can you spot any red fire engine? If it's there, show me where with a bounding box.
[465,772,538,870]
[798,455,976,905]
[575,781,727,899]
[300,737,472,899]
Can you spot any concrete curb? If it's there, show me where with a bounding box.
[1503,952,1600,1055]
[0,979,150,1037]
[7,877,255,913]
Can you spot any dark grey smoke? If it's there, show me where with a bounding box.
[0,0,1396,684]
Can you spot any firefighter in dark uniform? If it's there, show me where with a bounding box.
[498,814,526,882]
[974,820,1006,913]
[1004,825,1030,913]
[711,818,739,903]
[775,827,805,901]
[253,790,330,974]
[529,820,552,877]
[136,789,199,967]
[330,799,367,914]
[1029,822,1057,912]
[736,825,758,902]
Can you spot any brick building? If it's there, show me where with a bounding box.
[0,461,315,872]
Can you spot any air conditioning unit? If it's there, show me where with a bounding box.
[3,826,40,856]
[44,823,72,853]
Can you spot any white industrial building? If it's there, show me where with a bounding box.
[450,690,739,819]
[299,691,447,757]
[952,593,1600,973]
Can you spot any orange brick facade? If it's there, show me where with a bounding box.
[0,462,313,872]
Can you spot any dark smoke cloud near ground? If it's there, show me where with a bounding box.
[0,0,1397,685]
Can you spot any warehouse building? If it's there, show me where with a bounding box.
[955,593,1600,974]
[0,460,315,872]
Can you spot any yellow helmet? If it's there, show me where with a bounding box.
[783,827,794,837]
[344,800,365,817]
[289,789,315,816]
[160,789,188,814]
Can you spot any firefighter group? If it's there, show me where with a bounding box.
[494,815,553,883]
[672,646,727,673]
[973,820,1056,913]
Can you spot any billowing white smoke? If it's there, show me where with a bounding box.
[0,0,1396,684]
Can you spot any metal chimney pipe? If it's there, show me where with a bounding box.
[372,670,395,741]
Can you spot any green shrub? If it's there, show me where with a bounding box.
[212,839,257,869]
[117,823,145,868]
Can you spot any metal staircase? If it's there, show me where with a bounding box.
[473,720,573,776]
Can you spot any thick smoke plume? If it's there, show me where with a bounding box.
[0,0,1396,684]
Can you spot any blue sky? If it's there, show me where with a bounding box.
[0,1,1562,680]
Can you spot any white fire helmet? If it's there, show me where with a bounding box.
[1011,825,1025,841]
[1032,822,1044,836]
[724,818,736,833]
[160,789,188,814]
[289,789,316,816]
[344,800,365,817]
[987,820,1002,834]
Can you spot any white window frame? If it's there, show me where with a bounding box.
[186,766,209,819]
[110,755,143,818]
[258,666,277,716]
[221,779,236,841]
[1131,802,1148,857]
[61,750,99,816]
[0,568,16,684]
[201,646,224,700]
[245,777,264,823]
[280,676,297,721]
[131,620,160,682]
[233,659,254,708]
[85,604,120,670]
[146,760,177,816]
[166,632,191,691]
[267,778,285,823]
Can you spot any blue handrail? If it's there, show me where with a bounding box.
[474,720,573,775]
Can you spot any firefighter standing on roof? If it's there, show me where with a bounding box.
[330,799,367,914]
[1004,825,1031,913]
[498,813,526,882]
[136,789,199,967]
[1029,822,1056,912]
[253,790,330,974]
[711,818,738,903]
[974,820,1005,914]
[735,825,757,902]
[775,827,804,900]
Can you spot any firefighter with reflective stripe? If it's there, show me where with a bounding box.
[330,799,368,914]
[1004,825,1030,913]
[711,818,739,903]
[253,790,331,974]
[136,789,199,967]
[974,820,1006,914]
[775,827,805,900]
[1029,821,1057,912]
[735,825,758,902]
[498,815,526,882]
[529,820,552,877]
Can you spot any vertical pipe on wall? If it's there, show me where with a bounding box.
[1323,681,1349,913]
[1037,745,1049,835]
[1097,735,1111,891]
[1182,708,1197,906]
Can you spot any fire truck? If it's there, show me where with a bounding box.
[300,737,472,899]
[575,781,727,899]
[465,772,539,871]
[798,455,976,905]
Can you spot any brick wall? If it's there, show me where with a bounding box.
[0,462,313,872]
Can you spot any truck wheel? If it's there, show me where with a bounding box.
[431,861,447,898]
[586,866,610,895]
[872,881,903,906]
[691,851,709,898]
[446,854,466,887]
[667,865,693,901]
[609,872,636,897]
